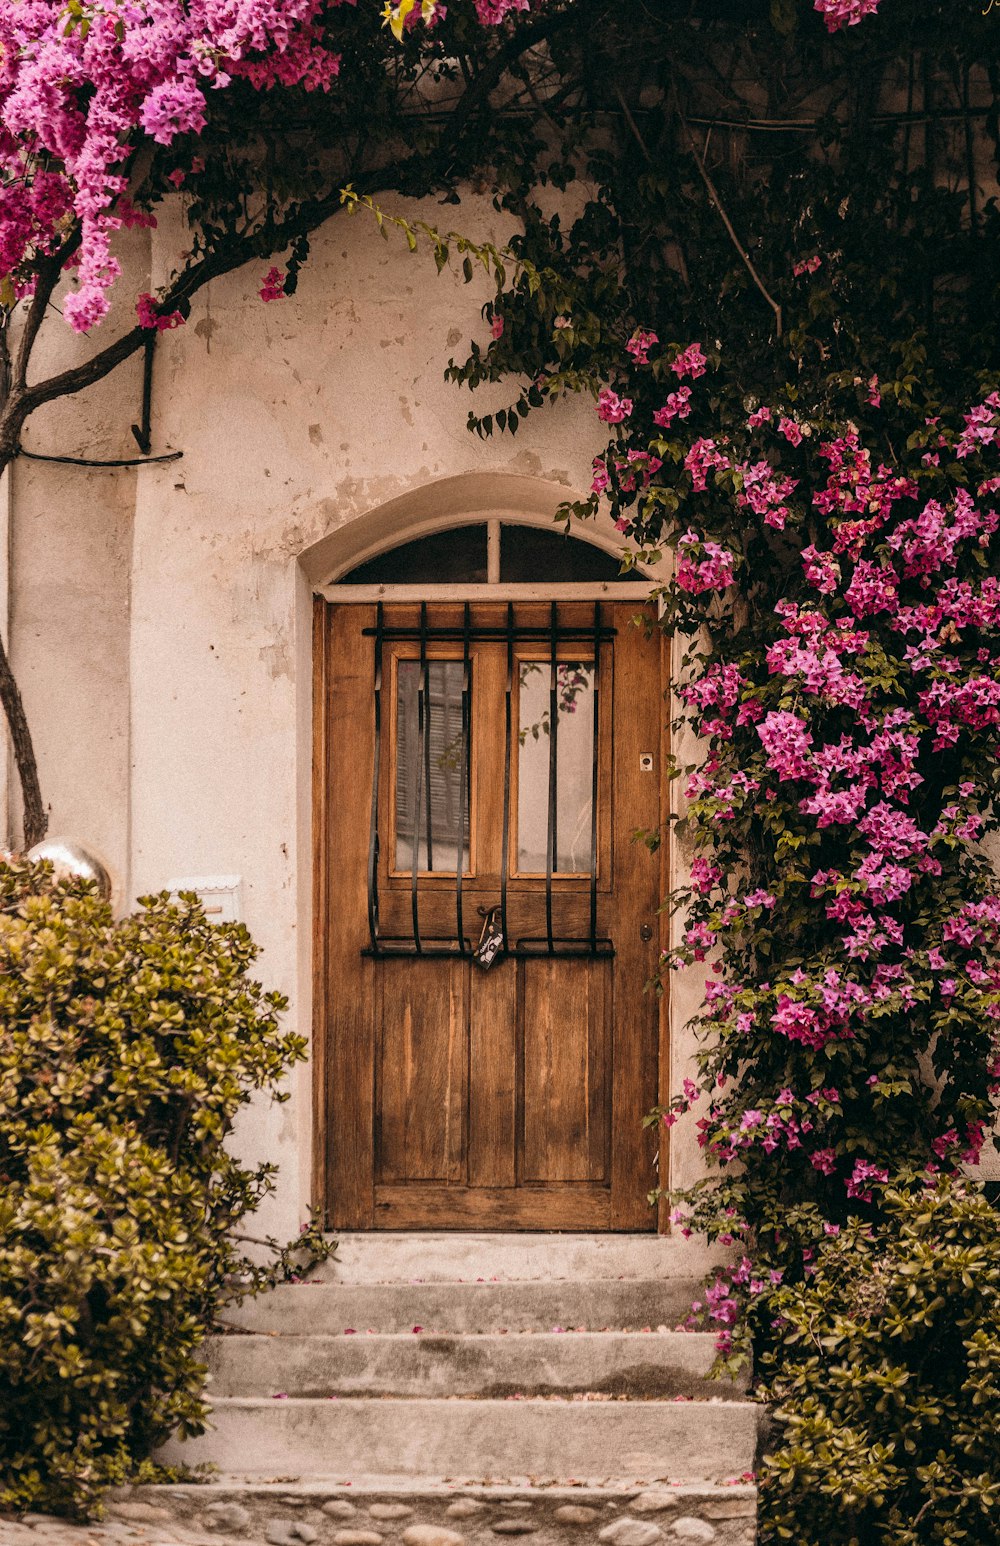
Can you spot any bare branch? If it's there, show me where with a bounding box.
[672,84,783,339]
[0,629,46,848]
[13,246,72,394]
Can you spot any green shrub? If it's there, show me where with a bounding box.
[0,861,324,1518]
[758,1176,1000,1546]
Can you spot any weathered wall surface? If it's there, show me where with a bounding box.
[9,190,993,1244]
[9,193,718,1243]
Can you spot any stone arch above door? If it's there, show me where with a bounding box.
[298,472,654,587]
[309,474,669,1232]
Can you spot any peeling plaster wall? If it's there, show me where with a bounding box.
[7,198,694,1246]
[9,225,151,894]
[126,192,623,1239]
[12,191,990,1244]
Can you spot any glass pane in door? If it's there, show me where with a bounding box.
[516,660,594,873]
[395,660,471,873]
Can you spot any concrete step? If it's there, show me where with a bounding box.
[110,1479,758,1546]
[317,1232,727,1284]
[206,1330,744,1400]
[159,1395,759,1483]
[224,1280,700,1336]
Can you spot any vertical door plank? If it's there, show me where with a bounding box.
[521,958,610,1183]
[376,957,468,1183]
[326,604,377,1228]
[468,622,517,1188]
[311,598,330,1219]
[657,623,674,1232]
[471,620,508,878]
[468,963,517,1187]
[609,605,662,1230]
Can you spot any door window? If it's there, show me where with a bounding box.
[515,660,595,874]
[394,659,471,874]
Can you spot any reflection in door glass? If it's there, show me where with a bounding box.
[395,660,471,873]
[517,661,594,873]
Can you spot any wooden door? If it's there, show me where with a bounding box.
[314,599,668,1230]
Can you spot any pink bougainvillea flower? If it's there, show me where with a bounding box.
[596,387,633,424]
[626,327,658,365]
[671,341,707,380]
[814,0,881,33]
[684,437,730,491]
[845,1159,889,1201]
[654,386,693,427]
[0,0,349,333]
[676,528,736,593]
[135,293,185,332]
[590,457,611,496]
[260,266,288,303]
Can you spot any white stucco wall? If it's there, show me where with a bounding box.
[7,192,715,1241]
[11,188,991,1246]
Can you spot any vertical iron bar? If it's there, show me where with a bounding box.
[130,334,155,454]
[411,603,427,953]
[964,65,978,238]
[423,614,434,873]
[455,603,471,953]
[366,602,384,955]
[545,600,558,955]
[500,602,513,954]
[590,602,600,954]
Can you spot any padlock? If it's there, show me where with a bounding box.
[473,906,505,971]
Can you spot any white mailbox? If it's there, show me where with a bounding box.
[166,874,243,923]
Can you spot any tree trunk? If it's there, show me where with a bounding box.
[0,425,46,851]
[0,623,46,850]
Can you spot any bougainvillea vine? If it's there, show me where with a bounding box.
[564,329,1000,1354]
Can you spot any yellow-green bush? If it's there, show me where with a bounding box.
[758,1177,1000,1545]
[0,861,321,1517]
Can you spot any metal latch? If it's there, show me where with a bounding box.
[473,906,505,971]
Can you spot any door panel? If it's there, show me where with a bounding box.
[468,964,518,1188]
[521,957,609,1184]
[375,958,468,1184]
[316,599,666,1230]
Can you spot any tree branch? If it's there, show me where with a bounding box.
[0,629,46,848]
[671,84,783,339]
[0,9,597,847]
[13,247,71,395]
[444,1,588,165]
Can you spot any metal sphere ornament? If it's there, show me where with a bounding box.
[26,837,112,900]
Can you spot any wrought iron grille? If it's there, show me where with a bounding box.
[363,600,614,961]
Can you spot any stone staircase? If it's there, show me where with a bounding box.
[137,1234,759,1545]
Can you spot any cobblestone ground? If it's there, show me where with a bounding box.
[0,1485,757,1546]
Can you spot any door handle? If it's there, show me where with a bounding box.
[473,906,505,970]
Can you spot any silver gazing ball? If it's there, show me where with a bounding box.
[26,837,112,900]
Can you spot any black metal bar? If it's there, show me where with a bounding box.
[366,602,384,955]
[590,602,600,955]
[363,625,615,641]
[455,604,471,954]
[130,334,156,454]
[363,938,613,961]
[545,601,558,956]
[514,937,614,957]
[422,611,434,873]
[410,604,427,953]
[21,448,182,468]
[500,601,513,954]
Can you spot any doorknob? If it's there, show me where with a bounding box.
[640,922,653,942]
[473,906,505,970]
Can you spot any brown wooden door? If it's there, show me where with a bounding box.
[314,599,667,1230]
